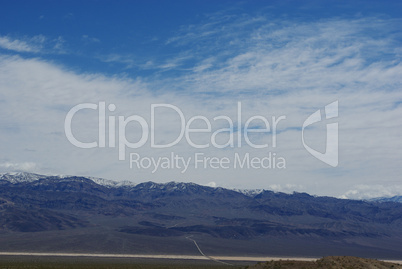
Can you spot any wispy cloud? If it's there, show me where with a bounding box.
[82,35,100,43]
[0,36,44,53]
[0,35,66,54]
[99,53,135,67]
[160,17,402,95]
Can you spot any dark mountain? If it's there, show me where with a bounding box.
[0,172,402,259]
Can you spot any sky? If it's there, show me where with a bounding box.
[0,0,401,199]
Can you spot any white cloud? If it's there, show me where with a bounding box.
[0,35,66,54]
[98,53,135,68]
[269,184,305,194]
[0,36,42,53]
[53,36,65,51]
[164,18,402,95]
[0,162,38,172]
[0,16,401,197]
[340,185,402,200]
[205,181,217,188]
[82,35,100,43]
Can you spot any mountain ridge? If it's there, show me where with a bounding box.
[0,172,402,259]
[0,172,346,199]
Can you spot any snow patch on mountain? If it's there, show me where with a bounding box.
[88,177,136,188]
[0,172,45,183]
[233,188,264,197]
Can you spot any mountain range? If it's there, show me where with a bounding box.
[0,172,401,260]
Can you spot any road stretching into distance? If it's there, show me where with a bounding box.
[185,236,233,265]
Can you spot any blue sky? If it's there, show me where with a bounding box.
[2,0,401,77]
[0,0,401,199]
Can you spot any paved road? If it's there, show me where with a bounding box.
[185,236,233,265]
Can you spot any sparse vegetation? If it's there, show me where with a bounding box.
[1,256,401,269]
[247,256,402,269]
[0,256,238,269]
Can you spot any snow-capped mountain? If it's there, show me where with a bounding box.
[0,172,45,183]
[0,172,136,187]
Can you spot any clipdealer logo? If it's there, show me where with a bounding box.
[64,101,338,172]
[302,101,338,167]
